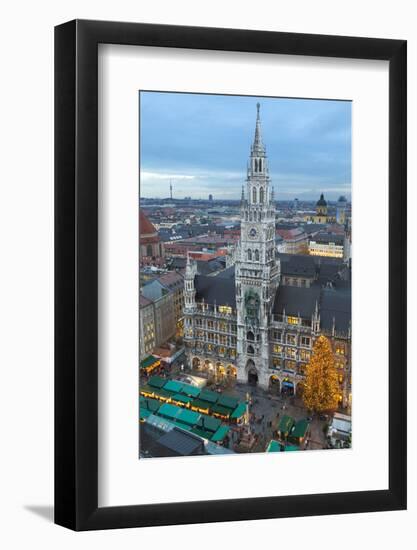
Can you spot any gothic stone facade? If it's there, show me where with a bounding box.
[183,105,351,407]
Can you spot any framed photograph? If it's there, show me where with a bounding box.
[55,20,407,530]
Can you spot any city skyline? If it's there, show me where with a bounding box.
[140,92,351,201]
[139,101,352,458]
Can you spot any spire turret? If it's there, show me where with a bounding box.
[252,102,265,156]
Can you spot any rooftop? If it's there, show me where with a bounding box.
[311,232,344,245]
[195,267,237,308]
[273,285,321,318]
[140,209,158,236]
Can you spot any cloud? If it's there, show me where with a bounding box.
[141,171,196,181]
[139,92,351,200]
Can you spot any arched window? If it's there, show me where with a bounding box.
[247,249,252,261]
[247,344,255,355]
[255,249,259,261]
[252,187,257,203]
[259,158,262,172]
[246,331,254,341]
[259,187,264,204]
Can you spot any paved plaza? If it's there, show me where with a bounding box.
[160,362,330,452]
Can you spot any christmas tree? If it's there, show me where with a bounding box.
[302,335,340,413]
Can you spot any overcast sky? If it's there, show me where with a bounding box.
[139,91,351,201]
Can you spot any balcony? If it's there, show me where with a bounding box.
[195,306,237,320]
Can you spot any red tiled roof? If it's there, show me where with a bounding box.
[157,271,184,287]
[139,294,153,307]
[276,228,306,241]
[140,209,158,236]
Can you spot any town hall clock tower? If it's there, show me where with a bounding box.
[235,104,280,388]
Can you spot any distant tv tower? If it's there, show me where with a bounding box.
[170,180,173,200]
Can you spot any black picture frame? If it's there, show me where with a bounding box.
[55,19,407,531]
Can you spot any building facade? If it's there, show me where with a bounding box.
[141,280,176,348]
[183,106,351,408]
[139,209,165,266]
[309,232,345,259]
[276,227,309,254]
[139,295,156,360]
[157,271,185,337]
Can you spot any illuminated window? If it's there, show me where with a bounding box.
[273,358,282,368]
[219,347,225,355]
[273,344,283,354]
[300,350,310,362]
[219,305,232,314]
[286,334,296,345]
[207,344,213,351]
[286,348,296,359]
[287,316,299,325]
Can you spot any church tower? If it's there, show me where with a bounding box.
[235,103,280,388]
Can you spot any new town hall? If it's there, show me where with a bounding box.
[183,105,351,408]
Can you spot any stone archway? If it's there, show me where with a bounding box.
[248,369,258,385]
[226,365,237,378]
[203,359,213,374]
[246,359,258,385]
[269,375,281,395]
[215,362,225,381]
[281,378,295,396]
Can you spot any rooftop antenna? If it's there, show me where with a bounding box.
[170,180,173,200]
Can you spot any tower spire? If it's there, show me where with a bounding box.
[253,102,265,155]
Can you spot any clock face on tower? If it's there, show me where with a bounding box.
[248,227,257,239]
